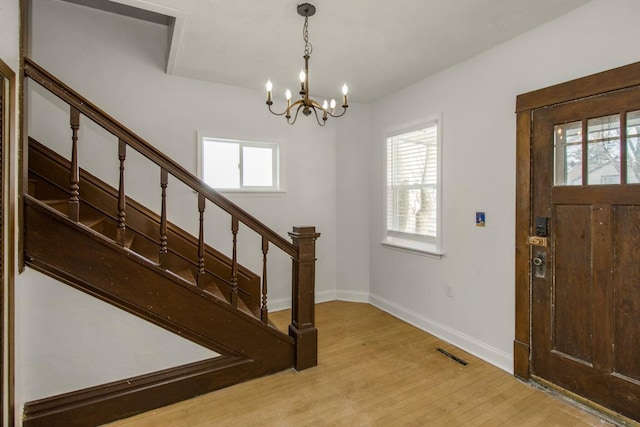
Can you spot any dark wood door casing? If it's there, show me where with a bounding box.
[515,60,640,381]
[515,61,640,421]
[0,56,17,427]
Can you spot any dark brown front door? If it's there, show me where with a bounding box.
[530,85,640,420]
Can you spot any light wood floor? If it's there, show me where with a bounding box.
[106,301,611,426]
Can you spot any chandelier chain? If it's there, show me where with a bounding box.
[303,16,313,56]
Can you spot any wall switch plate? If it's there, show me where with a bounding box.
[446,284,454,298]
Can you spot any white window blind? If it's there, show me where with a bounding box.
[386,123,439,241]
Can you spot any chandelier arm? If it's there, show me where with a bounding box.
[267,99,306,117]
[304,98,348,120]
[267,103,290,117]
[304,98,323,111]
[326,106,349,118]
[287,103,305,125]
[311,106,327,127]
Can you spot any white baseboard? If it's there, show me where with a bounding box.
[335,290,370,303]
[369,293,513,374]
[269,289,513,374]
[269,289,339,313]
[268,297,291,313]
[317,289,338,303]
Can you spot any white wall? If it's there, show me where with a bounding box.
[335,105,371,301]
[369,0,640,372]
[17,269,218,401]
[0,0,19,71]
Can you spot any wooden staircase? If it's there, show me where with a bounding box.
[21,58,320,427]
[27,139,263,320]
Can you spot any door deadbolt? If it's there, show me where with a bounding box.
[532,257,544,266]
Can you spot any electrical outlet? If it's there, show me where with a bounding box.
[446,284,454,298]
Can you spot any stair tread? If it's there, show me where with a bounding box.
[200,280,255,318]
[40,199,69,214]
[41,198,68,205]
[201,280,226,300]
[123,233,135,249]
[171,266,196,284]
[236,297,255,317]
[81,216,105,229]
[197,275,257,319]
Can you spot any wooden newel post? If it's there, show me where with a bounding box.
[288,226,321,371]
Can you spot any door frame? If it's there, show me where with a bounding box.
[514,61,640,381]
[0,56,17,427]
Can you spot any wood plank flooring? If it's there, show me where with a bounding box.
[105,301,612,426]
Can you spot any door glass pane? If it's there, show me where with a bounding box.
[554,121,582,186]
[588,114,620,185]
[627,110,640,184]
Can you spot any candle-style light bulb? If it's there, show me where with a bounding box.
[330,99,337,112]
[299,70,306,82]
[285,89,292,118]
[342,83,349,106]
[266,80,273,104]
[322,100,328,110]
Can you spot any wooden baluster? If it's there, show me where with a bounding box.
[69,106,80,222]
[288,226,321,370]
[261,237,269,324]
[159,168,168,267]
[230,217,239,307]
[116,139,127,246]
[197,193,206,284]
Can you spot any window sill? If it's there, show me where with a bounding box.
[218,189,286,197]
[381,237,444,259]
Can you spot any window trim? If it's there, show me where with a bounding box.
[381,115,443,257]
[197,133,285,194]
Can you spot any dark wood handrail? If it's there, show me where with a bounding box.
[24,58,297,258]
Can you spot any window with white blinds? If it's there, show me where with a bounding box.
[384,118,442,255]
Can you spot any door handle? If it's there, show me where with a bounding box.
[532,252,546,278]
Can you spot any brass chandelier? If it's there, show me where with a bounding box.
[266,3,348,127]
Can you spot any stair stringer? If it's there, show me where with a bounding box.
[23,196,295,425]
[25,196,294,362]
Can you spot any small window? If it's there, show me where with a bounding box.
[383,117,443,256]
[197,136,281,192]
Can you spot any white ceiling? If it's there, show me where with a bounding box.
[65,0,592,103]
